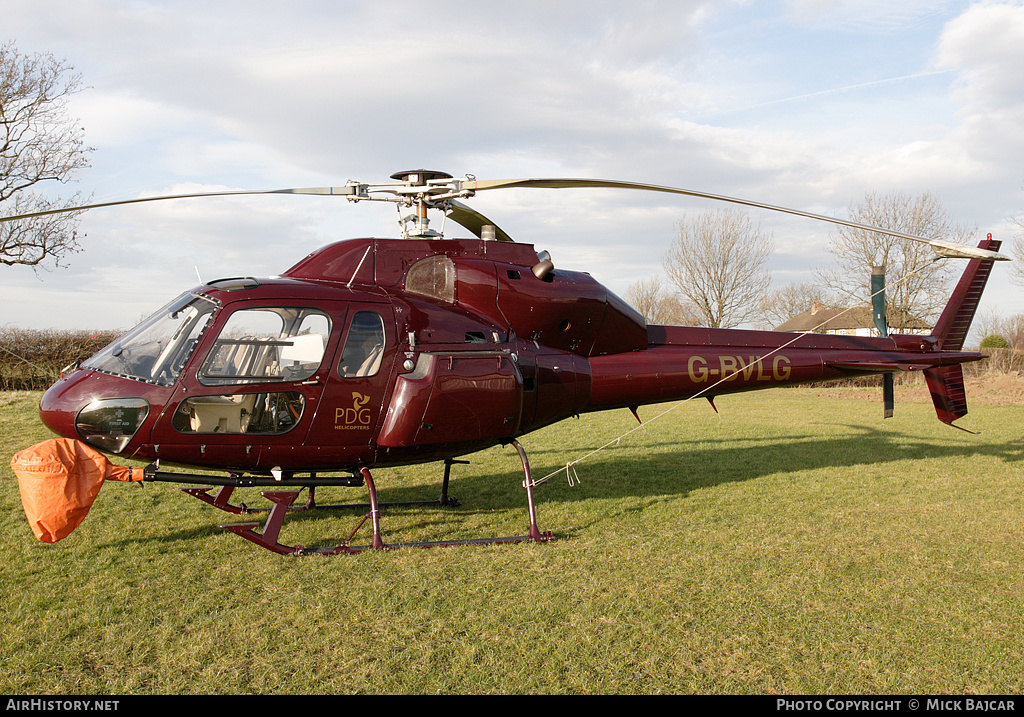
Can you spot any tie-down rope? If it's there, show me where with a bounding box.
[531,260,940,488]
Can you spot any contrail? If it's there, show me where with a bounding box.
[730,70,954,112]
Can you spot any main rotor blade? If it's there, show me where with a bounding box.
[0,186,358,224]
[467,178,1011,262]
[445,200,514,242]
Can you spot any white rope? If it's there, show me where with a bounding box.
[0,343,59,378]
[533,260,940,487]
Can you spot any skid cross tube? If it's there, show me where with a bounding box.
[211,441,553,555]
[181,483,458,516]
[171,459,465,516]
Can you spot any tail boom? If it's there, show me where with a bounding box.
[584,326,984,413]
[585,238,1000,427]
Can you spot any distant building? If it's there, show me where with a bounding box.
[774,301,931,336]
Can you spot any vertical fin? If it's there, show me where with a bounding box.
[930,236,1001,351]
[922,236,1000,431]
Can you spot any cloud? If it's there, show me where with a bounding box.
[3,1,1024,331]
[937,0,1024,102]
[934,2,1024,179]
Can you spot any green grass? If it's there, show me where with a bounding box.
[2,387,1023,694]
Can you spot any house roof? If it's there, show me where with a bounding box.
[774,303,931,333]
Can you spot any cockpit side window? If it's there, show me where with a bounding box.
[198,307,330,385]
[338,311,385,378]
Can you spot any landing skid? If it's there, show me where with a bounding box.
[179,444,553,555]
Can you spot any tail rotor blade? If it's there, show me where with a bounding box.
[883,373,895,419]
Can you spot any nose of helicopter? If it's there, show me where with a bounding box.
[38,375,84,440]
[38,372,151,454]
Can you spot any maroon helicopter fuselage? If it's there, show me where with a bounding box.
[37,236,991,476]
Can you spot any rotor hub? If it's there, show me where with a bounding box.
[389,169,454,184]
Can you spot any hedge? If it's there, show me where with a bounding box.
[0,327,120,391]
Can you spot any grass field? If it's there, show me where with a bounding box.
[2,385,1023,695]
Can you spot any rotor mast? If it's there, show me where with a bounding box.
[346,170,470,239]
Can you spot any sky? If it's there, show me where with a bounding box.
[3,0,1024,335]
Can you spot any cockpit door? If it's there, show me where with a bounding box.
[303,302,397,453]
[148,301,344,470]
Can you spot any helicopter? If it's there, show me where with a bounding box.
[5,170,1010,555]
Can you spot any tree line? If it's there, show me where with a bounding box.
[627,191,1024,347]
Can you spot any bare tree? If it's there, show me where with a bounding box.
[624,275,706,326]
[624,276,667,323]
[658,293,706,327]
[662,209,773,328]
[816,191,971,325]
[1,42,92,268]
[1009,213,1024,287]
[759,281,834,330]
[974,306,1024,350]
